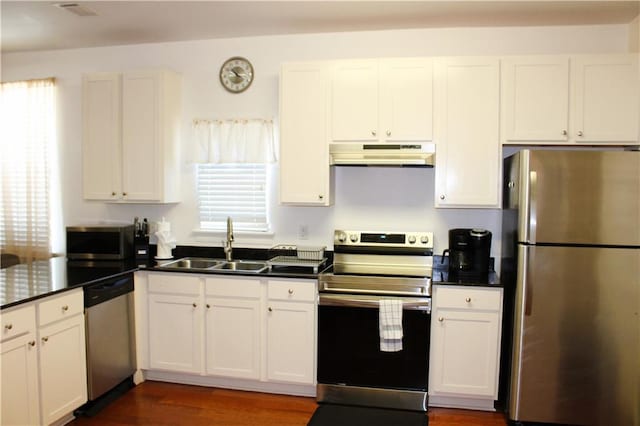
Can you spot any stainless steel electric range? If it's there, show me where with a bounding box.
[317,229,433,412]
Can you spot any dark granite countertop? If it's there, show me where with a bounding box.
[431,255,502,287]
[1,257,138,310]
[2,247,330,309]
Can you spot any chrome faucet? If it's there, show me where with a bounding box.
[224,216,234,261]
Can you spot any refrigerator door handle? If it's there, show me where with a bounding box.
[523,247,532,316]
[528,171,538,244]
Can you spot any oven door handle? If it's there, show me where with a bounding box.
[319,294,431,312]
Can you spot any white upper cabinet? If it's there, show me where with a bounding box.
[502,54,639,144]
[571,54,639,143]
[279,62,333,205]
[434,57,501,208]
[330,58,433,143]
[501,56,570,143]
[82,69,182,203]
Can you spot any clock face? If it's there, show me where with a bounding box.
[219,57,254,93]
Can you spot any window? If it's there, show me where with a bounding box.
[0,78,56,261]
[197,163,269,232]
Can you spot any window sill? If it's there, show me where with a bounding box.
[190,228,275,248]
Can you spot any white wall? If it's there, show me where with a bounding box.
[1,24,632,261]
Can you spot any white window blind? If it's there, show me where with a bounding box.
[197,163,269,232]
[0,78,55,261]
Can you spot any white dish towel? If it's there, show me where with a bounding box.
[379,299,403,352]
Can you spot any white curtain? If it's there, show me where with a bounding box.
[0,78,55,261]
[193,119,276,164]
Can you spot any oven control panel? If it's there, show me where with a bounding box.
[334,230,434,249]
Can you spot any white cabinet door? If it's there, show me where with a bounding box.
[205,297,261,380]
[82,70,181,203]
[266,300,315,385]
[379,58,433,142]
[279,62,332,205]
[38,314,88,425]
[331,59,379,142]
[82,73,122,200]
[502,56,570,143]
[148,293,202,373]
[430,308,500,397]
[571,54,639,143]
[434,57,500,208]
[1,333,40,426]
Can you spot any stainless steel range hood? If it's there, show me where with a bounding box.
[329,143,435,166]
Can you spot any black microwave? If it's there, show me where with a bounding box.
[66,224,134,260]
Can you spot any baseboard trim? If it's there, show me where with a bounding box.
[428,395,496,411]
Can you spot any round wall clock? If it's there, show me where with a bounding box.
[219,57,254,93]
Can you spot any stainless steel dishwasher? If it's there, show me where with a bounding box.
[83,273,136,402]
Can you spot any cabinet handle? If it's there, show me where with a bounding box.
[62,305,69,311]
[192,303,197,308]
[562,130,567,136]
[371,130,377,137]
[42,336,49,343]
[29,340,36,347]
[268,307,273,312]
[288,289,294,295]
[4,324,12,330]
[440,195,445,200]
[386,130,391,137]
[438,317,444,322]
[465,297,471,303]
[577,131,583,137]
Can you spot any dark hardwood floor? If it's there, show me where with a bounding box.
[70,381,508,426]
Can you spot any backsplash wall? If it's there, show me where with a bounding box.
[1,23,632,264]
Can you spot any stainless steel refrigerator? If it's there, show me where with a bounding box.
[501,150,639,426]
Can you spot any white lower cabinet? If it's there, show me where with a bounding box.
[429,285,503,411]
[205,277,261,380]
[1,305,40,426]
[143,272,316,395]
[1,289,87,426]
[266,280,316,385]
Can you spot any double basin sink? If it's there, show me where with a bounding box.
[157,257,269,273]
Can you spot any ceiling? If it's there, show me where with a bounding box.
[2,1,639,54]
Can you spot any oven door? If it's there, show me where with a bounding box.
[317,293,431,391]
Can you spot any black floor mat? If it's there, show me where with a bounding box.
[307,404,428,426]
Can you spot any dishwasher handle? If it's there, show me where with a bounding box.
[84,273,134,308]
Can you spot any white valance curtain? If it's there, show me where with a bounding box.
[193,118,276,164]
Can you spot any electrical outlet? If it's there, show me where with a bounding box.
[298,224,309,240]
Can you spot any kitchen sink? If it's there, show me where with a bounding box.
[212,261,269,273]
[156,257,269,273]
[157,257,224,270]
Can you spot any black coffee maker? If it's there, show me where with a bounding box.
[442,228,492,280]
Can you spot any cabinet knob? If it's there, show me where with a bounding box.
[318,194,324,200]
[42,336,49,343]
[206,304,210,309]
[268,307,273,312]
[371,130,377,137]
[62,305,69,311]
[288,289,294,295]
[438,317,444,322]
[4,323,12,330]
[122,192,128,197]
[192,303,197,308]
[562,130,567,136]
[29,340,36,347]
[386,130,391,137]
[465,297,471,303]
[440,195,445,200]
[577,131,583,137]
[111,191,117,196]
